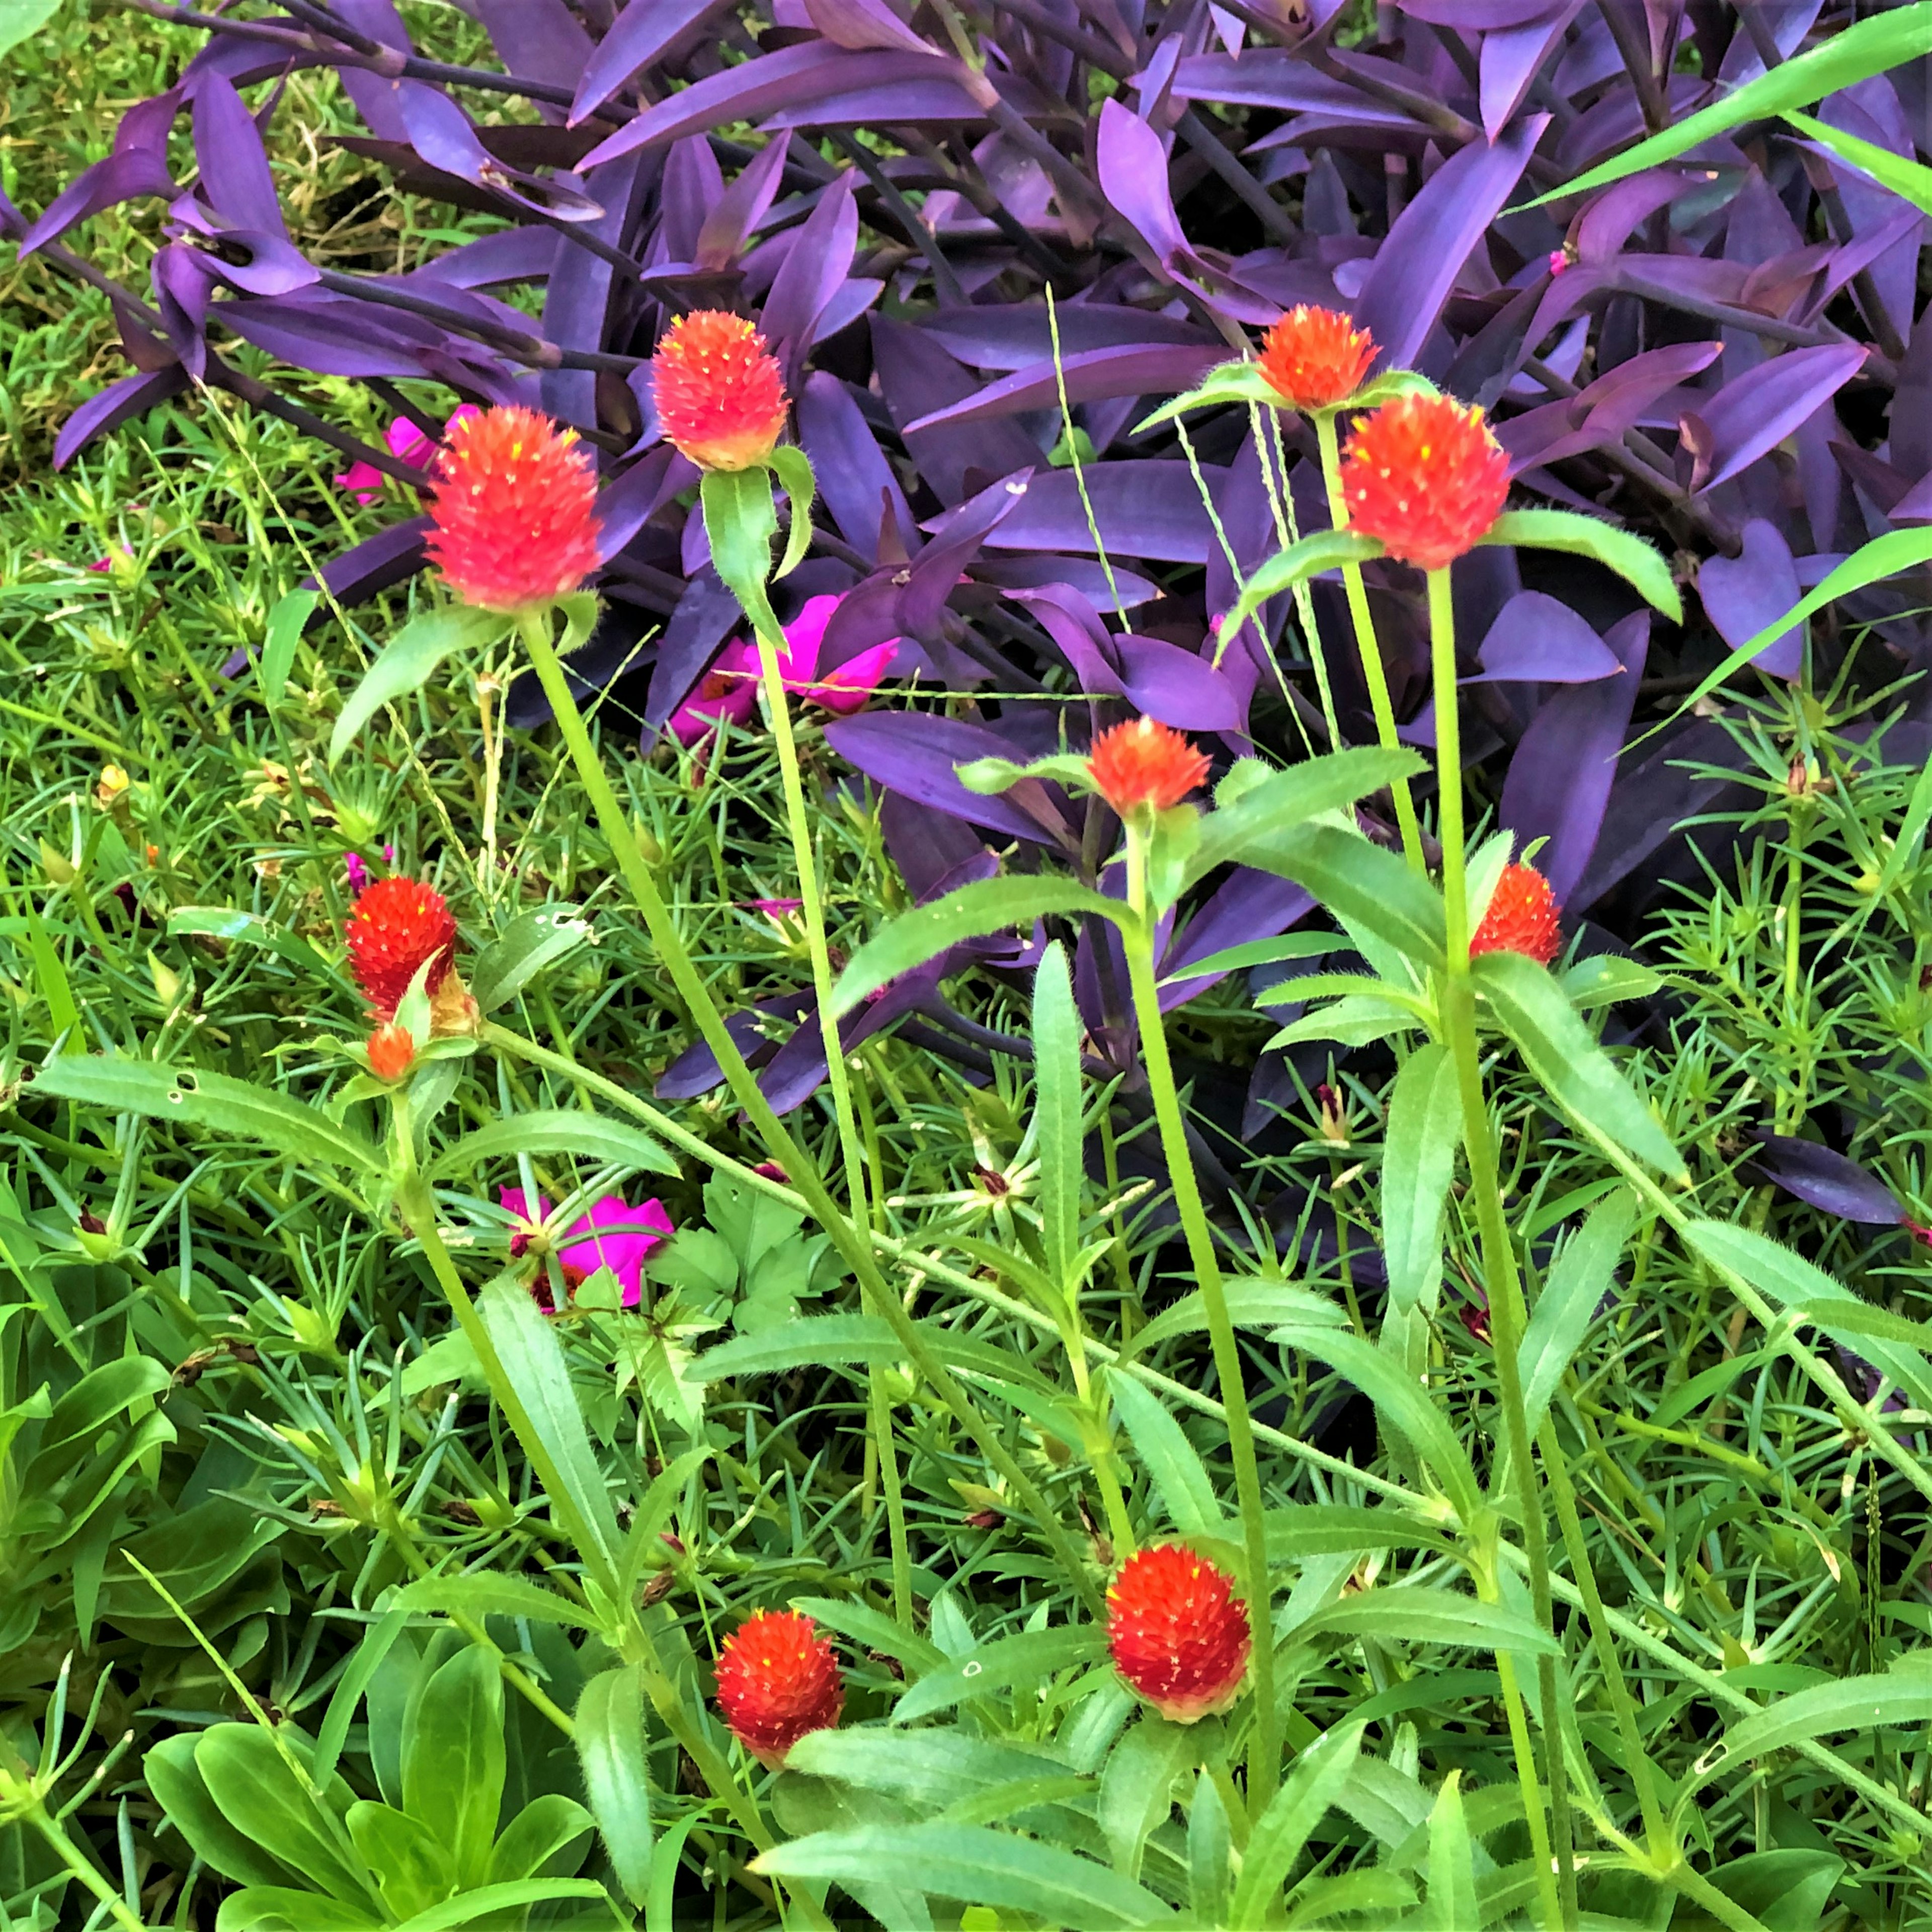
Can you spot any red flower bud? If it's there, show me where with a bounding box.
[1087,716,1211,816]
[1106,1544,1250,1723]
[425,405,601,614]
[346,876,457,1019]
[1340,392,1510,573]
[651,311,789,473]
[1470,862,1561,965]
[714,1609,843,1767]
[1256,305,1376,412]
[367,1022,415,1081]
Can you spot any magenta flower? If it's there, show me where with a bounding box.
[500,1187,673,1309]
[334,406,483,505]
[666,594,901,747]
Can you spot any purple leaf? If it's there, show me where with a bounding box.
[305,517,431,606]
[541,146,657,428]
[193,75,287,237]
[645,569,744,727]
[54,367,189,469]
[904,343,1221,432]
[757,66,994,132]
[1470,592,1623,684]
[921,304,1213,369]
[1747,1132,1901,1225]
[1479,2,1587,137]
[1570,719,1751,909]
[213,292,452,379]
[871,315,1041,507]
[1698,519,1807,682]
[1097,97,1187,263]
[21,146,176,257]
[1686,343,1868,496]
[825,712,1078,847]
[695,139,790,272]
[1159,871,1314,1008]
[975,556,1161,612]
[1500,610,1649,906]
[1396,0,1567,22]
[762,175,861,380]
[471,0,594,105]
[594,447,681,560]
[796,370,918,561]
[572,0,738,124]
[900,471,1031,635]
[1116,634,1247,733]
[397,81,604,222]
[1353,114,1548,376]
[959,462,1218,564]
[880,791,997,904]
[804,0,935,55]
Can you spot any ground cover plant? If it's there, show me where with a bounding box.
[16,0,1932,1925]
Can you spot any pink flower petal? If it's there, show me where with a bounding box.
[557,1195,673,1308]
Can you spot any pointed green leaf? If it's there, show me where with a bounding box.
[1222,530,1385,647]
[893,1628,1104,1725]
[1109,1371,1223,1535]
[330,603,509,764]
[260,587,319,706]
[1183,746,1424,889]
[1380,1043,1462,1317]
[1519,1187,1637,1441]
[469,904,593,1012]
[1243,822,1446,971]
[1479,510,1680,621]
[1424,1772,1476,1930]
[1033,941,1084,1296]
[575,1664,653,1909]
[768,444,817,580]
[1229,1722,1364,1928]
[429,1107,675,1181]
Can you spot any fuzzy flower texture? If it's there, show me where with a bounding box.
[714,1609,844,1767]
[652,311,788,473]
[501,1188,672,1310]
[1107,1543,1250,1723]
[1257,305,1376,413]
[1341,393,1510,573]
[1087,716,1211,816]
[669,594,900,746]
[425,405,602,613]
[346,876,457,1019]
[1471,862,1561,965]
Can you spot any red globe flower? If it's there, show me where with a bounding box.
[1471,862,1561,965]
[1257,305,1376,412]
[346,876,457,1019]
[1340,393,1510,572]
[1106,1544,1250,1723]
[714,1609,843,1767]
[651,311,789,473]
[425,406,601,613]
[1087,717,1211,816]
[366,1022,416,1082]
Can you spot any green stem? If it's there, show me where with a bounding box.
[1314,411,1423,871]
[1120,826,1278,1812]
[23,1807,146,1932]
[513,608,1105,1617]
[1426,567,1571,1930]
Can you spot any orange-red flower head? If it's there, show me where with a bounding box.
[1471,861,1561,965]
[1257,305,1376,412]
[367,1022,416,1082]
[425,405,601,613]
[1087,717,1211,816]
[714,1609,843,1767]
[1107,1544,1250,1723]
[1340,393,1510,573]
[651,311,788,473]
[346,876,457,1019]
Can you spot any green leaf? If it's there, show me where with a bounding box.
[893,1627,1104,1725]
[1380,1044,1462,1317]
[260,587,319,706]
[1187,1771,1231,1927]
[1032,941,1084,1297]
[1243,823,1446,971]
[1124,1279,1344,1357]
[791,1598,947,1675]
[1706,1850,1847,1932]
[1786,108,1932,215]
[329,604,509,765]
[1160,931,1334,990]
[768,444,817,580]
[1261,1504,1455,1562]
[575,1664,653,1910]
[1518,1187,1636,1442]
[401,1643,505,1889]
[145,1734,298,1892]
[393,1572,593,1628]
[167,905,338,983]
[1662,526,1932,728]
[348,1800,453,1920]
[212,1890,383,1932]
[1478,510,1680,621]
[33,1057,380,1173]
[1221,530,1386,648]
[1682,1221,1932,1410]
[312,1609,411,1795]
[429,1107,675,1181]
[1229,1722,1364,1928]
[1559,952,1662,1010]
[1473,949,1681,1176]
[1268,994,1420,1053]
[1135,359,1283,432]
[1424,1772,1476,1931]
[756,1822,1167,1928]
[700,466,783,638]
[486,1794,594,1886]
[1302,1590,1559,1656]
[387,1879,611,1932]
[194,1725,371,1908]
[1717,1659,1932,1762]
[830,877,1127,1019]
[1269,1322,1481,1524]
[0,0,65,64]
[1098,1718,1189,1883]
[477,1272,622,1572]
[1183,747,1425,890]
[469,905,593,1013]
[1525,6,1932,206]
[686,1313,899,1381]
[1108,1371,1223,1534]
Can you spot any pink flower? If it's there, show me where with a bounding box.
[666,594,900,747]
[88,544,133,574]
[1548,249,1572,278]
[500,1188,673,1310]
[334,406,484,505]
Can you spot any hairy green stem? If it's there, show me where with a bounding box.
[1120,828,1278,1811]
[513,606,1106,1616]
[1426,567,1571,1929]
[1315,412,1423,870]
